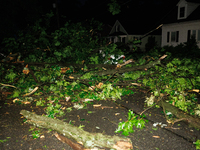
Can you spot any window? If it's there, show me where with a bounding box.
[180,7,185,18]
[188,29,200,41]
[192,30,196,38]
[121,37,126,43]
[171,31,179,42]
[167,31,179,43]
[171,32,176,42]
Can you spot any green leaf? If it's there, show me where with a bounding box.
[107,0,121,15]
[143,78,148,86]
[54,51,62,56]
[12,91,20,98]
[194,139,200,149]
[55,41,61,46]
[81,73,92,79]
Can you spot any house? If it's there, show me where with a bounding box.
[108,20,161,51]
[162,0,200,48]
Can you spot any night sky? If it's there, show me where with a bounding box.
[0,0,179,41]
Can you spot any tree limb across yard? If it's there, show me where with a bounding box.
[20,110,133,150]
[157,100,200,130]
[74,55,167,78]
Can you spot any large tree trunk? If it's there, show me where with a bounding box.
[20,110,133,150]
[157,100,200,129]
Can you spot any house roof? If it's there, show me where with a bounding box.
[109,31,127,36]
[162,0,200,24]
[185,0,200,3]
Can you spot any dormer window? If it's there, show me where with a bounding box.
[179,7,185,18]
[177,0,200,20]
[178,5,187,20]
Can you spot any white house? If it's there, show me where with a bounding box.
[108,20,161,51]
[162,0,200,48]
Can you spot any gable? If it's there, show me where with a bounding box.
[186,0,200,3]
[177,0,200,20]
[109,20,128,36]
[162,0,200,24]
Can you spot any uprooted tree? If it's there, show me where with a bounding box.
[1,12,200,149]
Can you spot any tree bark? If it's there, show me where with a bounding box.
[157,100,200,129]
[74,59,163,78]
[20,110,133,150]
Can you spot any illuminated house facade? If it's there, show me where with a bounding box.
[162,0,200,48]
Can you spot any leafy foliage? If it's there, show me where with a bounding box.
[115,110,148,136]
[2,13,104,64]
[29,127,42,139]
[194,139,200,149]
[107,0,121,15]
[1,12,200,139]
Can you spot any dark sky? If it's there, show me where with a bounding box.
[77,0,179,24]
[39,0,180,25]
[0,0,179,40]
[76,0,179,33]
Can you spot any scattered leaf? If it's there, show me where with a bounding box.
[153,136,160,138]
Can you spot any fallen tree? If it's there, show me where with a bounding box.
[73,55,167,77]
[20,110,133,150]
[157,99,200,129]
[2,14,200,148]
[3,52,200,144]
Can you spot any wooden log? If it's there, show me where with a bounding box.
[20,110,133,150]
[157,100,200,129]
